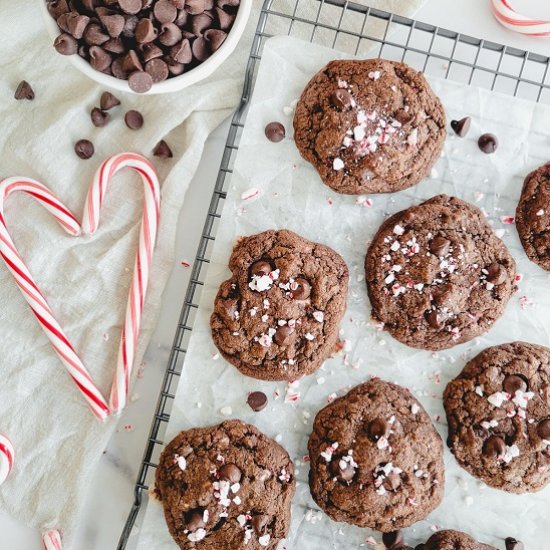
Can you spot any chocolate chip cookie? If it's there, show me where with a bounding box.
[211,230,349,381]
[365,195,517,351]
[443,342,550,493]
[155,420,295,549]
[418,530,497,550]
[307,378,445,532]
[515,162,550,271]
[293,59,446,195]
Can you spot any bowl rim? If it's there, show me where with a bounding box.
[38,0,253,95]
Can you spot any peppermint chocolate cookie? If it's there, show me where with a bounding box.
[418,530,497,550]
[155,420,295,549]
[211,230,349,381]
[365,195,517,351]
[516,162,550,271]
[443,342,550,493]
[293,59,446,194]
[307,378,445,532]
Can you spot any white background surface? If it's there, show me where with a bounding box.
[3,0,550,548]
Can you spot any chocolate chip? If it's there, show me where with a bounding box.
[140,42,164,61]
[192,36,210,62]
[122,14,139,36]
[166,59,185,75]
[56,13,70,32]
[96,8,125,37]
[184,509,205,531]
[486,262,507,285]
[505,537,524,550]
[367,417,388,441]
[218,463,241,483]
[537,418,550,439]
[185,0,206,15]
[91,107,110,127]
[216,7,234,30]
[54,32,79,54]
[274,325,294,346]
[170,39,192,64]
[250,260,271,276]
[429,236,451,257]
[425,309,443,329]
[111,57,127,79]
[154,0,178,23]
[135,18,157,43]
[158,22,182,46]
[394,109,413,125]
[14,80,35,100]
[74,139,94,159]
[265,122,285,143]
[47,0,69,19]
[383,472,401,491]
[100,91,120,110]
[247,391,268,412]
[118,0,142,14]
[124,109,144,129]
[145,58,169,82]
[251,515,269,536]
[204,28,226,51]
[331,458,355,482]
[450,116,471,137]
[128,70,153,93]
[478,133,498,154]
[502,374,527,395]
[153,139,173,159]
[171,0,186,8]
[383,530,404,549]
[103,37,125,53]
[83,24,110,46]
[291,278,311,300]
[330,89,353,110]
[89,46,112,72]
[66,13,90,39]
[483,435,505,458]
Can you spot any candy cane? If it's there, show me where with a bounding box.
[0,178,110,421]
[0,434,14,486]
[490,0,550,36]
[42,529,63,550]
[82,153,160,414]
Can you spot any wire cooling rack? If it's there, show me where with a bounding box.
[118,0,550,547]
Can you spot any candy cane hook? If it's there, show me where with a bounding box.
[490,0,550,37]
[43,529,63,550]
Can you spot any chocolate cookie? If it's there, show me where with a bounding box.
[211,230,349,381]
[443,342,550,493]
[365,195,517,351]
[418,530,497,550]
[307,378,445,532]
[293,59,446,195]
[155,420,295,549]
[515,162,550,271]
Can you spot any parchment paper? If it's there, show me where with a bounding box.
[136,36,550,549]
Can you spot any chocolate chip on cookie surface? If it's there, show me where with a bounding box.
[444,341,550,493]
[365,194,517,351]
[515,162,550,271]
[293,59,446,195]
[307,378,445,532]
[155,420,295,549]
[210,229,349,381]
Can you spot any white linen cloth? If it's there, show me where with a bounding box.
[0,0,425,546]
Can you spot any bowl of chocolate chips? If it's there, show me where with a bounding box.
[40,0,251,94]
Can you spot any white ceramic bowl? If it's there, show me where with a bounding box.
[38,0,252,95]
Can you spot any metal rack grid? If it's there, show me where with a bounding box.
[118,1,550,547]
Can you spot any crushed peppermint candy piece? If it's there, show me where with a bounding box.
[475,385,484,396]
[407,128,418,146]
[368,70,381,80]
[501,444,520,464]
[500,216,515,225]
[188,528,206,542]
[487,392,509,408]
[512,390,534,409]
[321,442,339,462]
[259,534,271,547]
[313,311,324,322]
[393,224,405,236]
[536,209,545,216]
[333,157,345,170]
[481,419,499,430]
[411,403,420,414]
[304,332,315,341]
[241,188,260,201]
[175,455,187,471]
[249,269,280,292]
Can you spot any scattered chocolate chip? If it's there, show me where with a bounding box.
[184,509,205,531]
[154,0,178,23]
[152,139,173,158]
[274,325,294,346]
[429,236,451,257]
[425,309,443,329]
[483,435,505,458]
[74,139,94,159]
[247,391,268,412]
[145,58,169,83]
[478,133,498,154]
[367,417,388,441]
[291,277,311,300]
[450,116,471,137]
[505,537,524,550]
[330,89,353,110]
[100,91,120,110]
[54,33,79,54]
[91,107,110,127]
[486,262,507,285]
[265,122,286,143]
[383,530,404,549]
[252,515,269,536]
[250,260,271,276]
[14,80,35,100]
[124,109,144,129]
[502,374,527,395]
[537,418,550,439]
[128,70,153,93]
[218,463,241,483]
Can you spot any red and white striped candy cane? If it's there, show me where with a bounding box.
[42,529,63,550]
[0,434,14,486]
[82,153,160,414]
[0,177,110,421]
[490,0,550,36]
